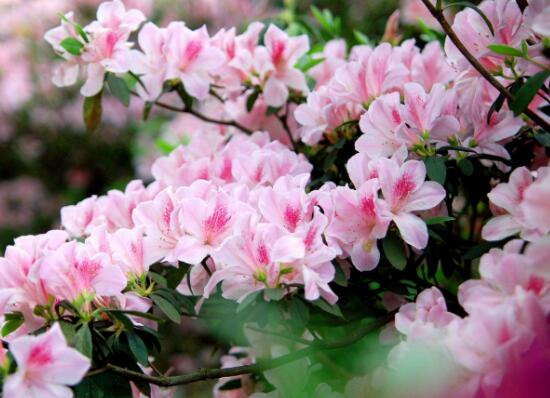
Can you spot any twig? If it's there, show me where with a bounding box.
[419,0,550,133]
[103,316,389,387]
[130,92,253,134]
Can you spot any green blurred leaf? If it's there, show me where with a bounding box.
[426,216,456,225]
[458,158,474,176]
[151,293,180,323]
[425,156,447,184]
[511,71,550,116]
[75,323,93,358]
[107,74,130,107]
[60,37,84,55]
[126,332,148,366]
[311,299,343,318]
[382,233,407,271]
[83,91,103,132]
[237,290,262,313]
[487,44,524,57]
[246,90,260,112]
[535,132,550,147]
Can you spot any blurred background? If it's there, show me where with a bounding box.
[0,1,435,396]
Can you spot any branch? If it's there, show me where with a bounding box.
[131,92,253,135]
[102,316,389,387]
[420,0,550,132]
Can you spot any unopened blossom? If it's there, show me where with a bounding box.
[3,323,90,398]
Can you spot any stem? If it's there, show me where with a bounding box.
[419,0,550,132]
[278,103,299,152]
[101,316,389,387]
[131,92,253,135]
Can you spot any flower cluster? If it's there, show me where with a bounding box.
[1,0,549,397]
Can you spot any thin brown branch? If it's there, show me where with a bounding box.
[130,92,253,134]
[420,0,550,132]
[103,316,389,387]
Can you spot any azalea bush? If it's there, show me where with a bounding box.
[1,0,549,397]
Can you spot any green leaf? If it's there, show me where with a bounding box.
[534,133,550,147]
[126,332,148,366]
[1,318,24,337]
[151,293,181,323]
[60,37,84,55]
[106,74,130,107]
[426,216,456,225]
[458,158,474,176]
[143,101,153,121]
[266,106,281,116]
[155,138,176,154]
[58,321,77,345]
[311,299,344,318]
[464,241,500,260]
[83,91,103,132]
[353,30,371,45]
[264,288,285,301]
[511,71,550,116]
[75,372,133,398]
[148,272,167,288]
[75,323,93,358]
[382,233,407,271]
[99,308,164,323]
[425,156,447,184]
[333,262,348,287]
[444,2,494,35]
[295,54,324,72]
[236,290,262,313]
[487,44,524,57]
[246,90,260,112]
[288,299,310,327]
[176,84,194,110]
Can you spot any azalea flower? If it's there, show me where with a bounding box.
[377,158,446,249]
[3,323,90,398]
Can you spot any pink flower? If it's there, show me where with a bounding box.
[445,0,527,72]
[261,25,309,107]
[330,43,408,106]
[524,0,550,37]
[0,231,68,319]
[165,23,226,100]
[357,83,459,158]
[521,168,550,233]
[411,41,456,90]
[482,166,548,241]
[61,196,99,238]
[395,287,459,339]
[326,179,391,271]
[308,39,347,88]
[3,323,90,398]
[129,22,169,100]
[377,158,446,249]
[86,0,146,34]
[39,240,127,302]
[205,217,306,302]
[110,227,155,277]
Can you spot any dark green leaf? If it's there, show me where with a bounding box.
[151,293,181,323]
[458,158,474,176]
[246,90,260,112]
[236,290,262,313]
[100,309,164,323]
[487,92,505,124]
[83,91,103,132]
[464,241,500,260]
[143,101,153,120]
[487,44,524,57]
[382,233,407,271]
[534,133,550,147]
[424,156,447,184]
[148,272,167,288]
[176,84,194,110]
[59,321,77,345]
[1,318,24,337]
[333,262,348,287]
[426,216,456,225]
[60,37,84,55]
[264,288,285,301]
[288,299,310,327]
[106,74,130,107]
[126,332,148,366]
[75,372,133,398]
[75,323,93,358]
[311,299,344,318]
[218,379,243,391]
[511,71,550,116]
